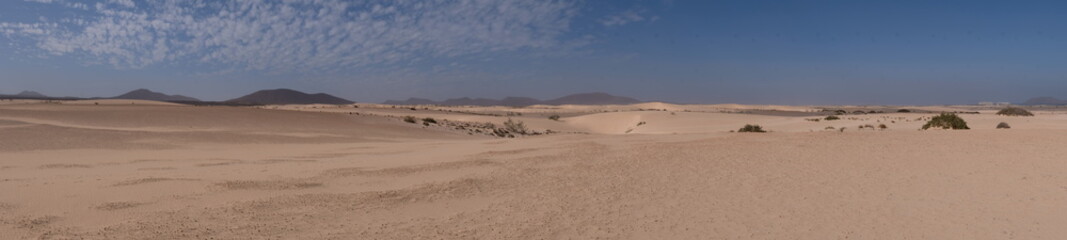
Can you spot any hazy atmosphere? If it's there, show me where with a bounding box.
[3,0,1066,104]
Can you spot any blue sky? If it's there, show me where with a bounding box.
[1,0,1066,104]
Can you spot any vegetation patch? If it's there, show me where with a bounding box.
[737,124,766,133]
[921,113,970,130]
[503,118,527,135]
[824,115,840,121]
[403,116,417,124]
[996,122,1011,129]
[996,107,1034,116]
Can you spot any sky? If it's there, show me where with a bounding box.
[1,0,1066,105]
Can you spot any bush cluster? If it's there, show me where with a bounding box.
[503,118,527,134]
[921,113,970,130]
[996,107,1034,116]
[738,124,766,133]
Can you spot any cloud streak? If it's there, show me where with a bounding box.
[599,9,653,27]
[2,0,581,72]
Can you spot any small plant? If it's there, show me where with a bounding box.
[996,122,1011,129]
[737,124,766,133]
[503,118,527,134]
[422,117,437,124]
[996,107,1034,116]
[548,114,561,121]
[637,121,647,126]
[824,115,840,121]
[825,126,835,130]
[878,124,887,129]
[897,109,911,113]
[403,116,417,124]
[921,113,970,130]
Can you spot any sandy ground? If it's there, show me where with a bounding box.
[3,100,1067,239]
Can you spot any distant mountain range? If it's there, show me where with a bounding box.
[1022,97,1067,105]
[4,89,1059,106]
[16,91,47,98]
[225,88,353,105]
[112,89,200,101]
[0,91,77,100]
[383,92,641,106]
[1,88,352,105]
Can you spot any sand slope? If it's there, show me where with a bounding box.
[3,102,1067,239]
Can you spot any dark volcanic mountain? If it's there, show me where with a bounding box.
[544,92,641,105]
[382,92,640,106]
[226,89,353,105]
[499,97,542,106]
[113,89,200,102]
[440,97,501,106]
[383,98,435,105]
[16,91,48,98]
[1022,97,1067,105]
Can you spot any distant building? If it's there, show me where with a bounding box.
[978,102,1012,106]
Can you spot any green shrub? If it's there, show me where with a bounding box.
[897,109,911,113]
[422,117,437,124]
[996,122,1011,129]
[921,113,970,130]
[824,115,840,121]
[996,107,1034,116]
[403,116,417,124]
[738,124,766,133]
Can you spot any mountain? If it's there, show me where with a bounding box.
[383,97,435,105]
[226,89,353,105]
[441,97,502,106]
[1022,97,1067,105]
[16,91,48,98]
[500,97,542,106]
[544,92,640,105]
[381,92,641,106]
[112,89,200,102]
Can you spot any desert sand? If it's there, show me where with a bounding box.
[3,100,1067,239]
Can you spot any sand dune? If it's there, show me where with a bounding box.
[3,101,1067,239]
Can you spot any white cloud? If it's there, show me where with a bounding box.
[0,0,582,72]
[107,0,135,8]
[600,9,651,27]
